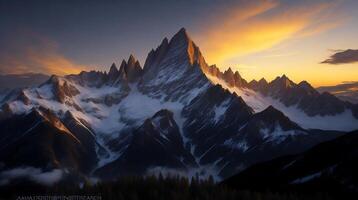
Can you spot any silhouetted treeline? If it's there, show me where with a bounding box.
[0,175,337,200]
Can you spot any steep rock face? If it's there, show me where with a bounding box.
[0,108,98,175]
[223,130,358,195]
[182,85,254,157]
[143,38,170,72]
[107,63,120,84]
[15,90,31,105]
[47,76,80,103]
[62,111,101,165]
[95,109,197,179]
[139,28,210,102]
[125,55,143,82]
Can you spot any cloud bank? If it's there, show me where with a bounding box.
[321,49,358,64]
[0,167,63,186]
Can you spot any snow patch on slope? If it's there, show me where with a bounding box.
[291,171,322,184]
[260,124,306,144]
[223,138,249,152]
[119,84,184,126]
[213,99,230,123]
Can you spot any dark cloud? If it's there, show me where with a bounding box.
[321,49,358,64]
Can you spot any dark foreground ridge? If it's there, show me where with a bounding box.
[0,176,342,200]
[222,130,358,199]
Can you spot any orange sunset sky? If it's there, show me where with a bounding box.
[1,0,358,87]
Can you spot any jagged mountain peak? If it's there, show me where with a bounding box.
[270,74,295,89]
[248,78,268,91]
[109,63,118,73]
[262,105,281,114]
[139,27,210,98]
[122,54,142,82]
[253,105,302,130]
[298,80,312,88]
[108,63,120,82]
[234,71,241,77]
[170,27,190,43]
[258,78,268,84]
[248,79,258,85]
[119,59,127,69]
[143,38,170,71]
[143,27,208,73]
[225,67,234,74]
[297,80,316,93]
[16,90,30,105]
[106,55,143,83]
[224,68,234,75]
[257,105,289,121]
[204,65,248,88]
[127,54,138,66]
[168,27,207,67]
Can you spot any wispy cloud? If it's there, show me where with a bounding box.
[321,49,358,64]
[0,167,63,186]
[197,0,343,66]
[0,31,87,75]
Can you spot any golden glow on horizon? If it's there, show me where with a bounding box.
[27,49,86,75]
[1,35,88,76]
[199,1,338,64]
[194,0,356,87]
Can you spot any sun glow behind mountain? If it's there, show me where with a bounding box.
[0,0,358,86]
[193,0,358,86]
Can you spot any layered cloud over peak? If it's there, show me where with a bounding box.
[321,49,358,64]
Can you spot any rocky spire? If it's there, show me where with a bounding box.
[270,74,295,90]
[142,27,209,81]
[139,28,211,102]
[233,71,248,88]
[143,38,169,71]
[127,54,137,68]
[109,63,118,74]
[170,27,191,45]
[123,54,143,82]
[258,78,268,85]
[223,68,236,87]
[108,63,119,82]
[170,28,207,67]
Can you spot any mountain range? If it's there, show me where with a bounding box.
[0,28,357,186]
[318,82,358,104]
[0,73,49,90]
[223,130,358,196]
